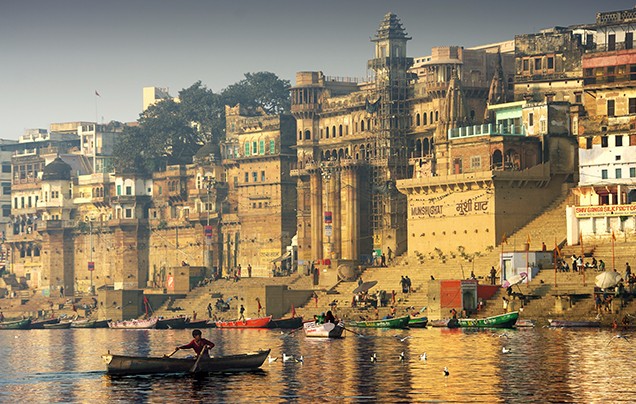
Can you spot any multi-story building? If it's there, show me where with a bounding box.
[568,6,636,245]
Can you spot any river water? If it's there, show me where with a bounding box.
[0,326,633,403]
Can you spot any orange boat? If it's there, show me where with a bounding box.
[215,315,272,328]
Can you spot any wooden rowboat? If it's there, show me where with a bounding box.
[71,319,111,328]
[156,317,188,330]
[43,321,72,329]
[30,318,60,329]
[348,315,410,329]
[108,318,158,329]
[102,349,271,376]
[266,316,304,329]
[548,319,600,328]
[215,316,272,328]
[184,319,212,329]
[457,311,519,328]
[0,318,32,330]
[408,316,429,328]
[303,321,345,338]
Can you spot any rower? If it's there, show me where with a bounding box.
[175,329,215,358]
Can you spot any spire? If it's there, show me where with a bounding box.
[484,48,508,122]
[372,13,411,42]
[444,69,468,126]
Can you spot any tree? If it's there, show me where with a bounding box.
[221,72,290,114]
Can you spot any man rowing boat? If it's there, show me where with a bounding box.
[174,329,215,358]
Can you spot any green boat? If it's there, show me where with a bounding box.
[0,318,32,330]
[408,316,428,328]
[457,311,519,328]
[348,315,410,329]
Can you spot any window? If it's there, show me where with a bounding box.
[575,92,582,104]
[522,59,529,71]
[2,205,10,217]
[627,32,634,50]
[1,163,10,173]
[547,57,554,70]
[607,100,615,117]
[244,172,249,182]
[270,140,275,154]
[601,169,608,179]
[630,98,636,114]
[528,113,534,126]
[586,138,593,149]
[616,135,623,147]
[601,136,609,147]
[259,140,265,155]
[470,156,481,169]
[630,167,636,177]
[244,142,250,156]
[587,33,594,45]
[261,171,265,182]
[125,208,132,218]
[2,182,10,195]
[534,58,542,71]
[116,185,121,195]
[616,168,622,179]
[608,34,616,51]
[125,186,132,196]
[304,130,310,140]
[252,172,257,182]
[252,142,257,155]
[616,155,622,161]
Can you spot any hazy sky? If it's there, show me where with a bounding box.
[1,0,634,139]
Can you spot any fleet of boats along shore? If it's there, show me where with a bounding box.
[2,310,611,375]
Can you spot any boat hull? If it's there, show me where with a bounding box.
[215,316,272,328]
[71,319,111,328]
[102,349,271,376]
[0,318,32,330]
[267,317,303,329]
[44,321,72,329]
[156,317,188,330]
[548,320,600,328]
[303,321,345,338]
[348,315,411,329]
[184,320,213,329]
[408,317,429,328]
[29,318,60,329]
[108,318,158,329]
[457,312,519,328]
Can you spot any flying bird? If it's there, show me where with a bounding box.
[492,332,510,338]
[283,353,294,362]
[371,353,378,362]
[268,355,278,363]
[395,335,411,342]
[419,353,427,361]
[608,334,630,345]
[399,351,405,361]
[502,347,511,354]
[296,355,304,363]
[443,367,449,377]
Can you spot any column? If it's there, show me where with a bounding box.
[310,172,323,261]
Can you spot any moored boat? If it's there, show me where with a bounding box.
[303,321,345,338]
[215,316,272,328]
[457,311,519,328]
[0,318,32,330]
[43,321,72,329]
[514,319,536,328]
[267,316,304,329]
[348,315,410,329]
[102,349,271,376]
[184,319,212,329]
[548,319,601,328]
[71,318,111,328]
[429,318,460,328]
[156,317,188,330]
[29,318,60,329]
[108,318,158,329]
[408,316,428,328]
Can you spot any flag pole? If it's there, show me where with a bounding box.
[525,236,530,289]
[580,233,586,286]
[612,230,616,270]
[554,237,558,288]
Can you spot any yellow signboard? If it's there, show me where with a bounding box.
[574,204,636,218]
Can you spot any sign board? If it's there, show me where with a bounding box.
[574,204,636,218]
[204,225,213,238]
[88,261,95,272]
[324,211,332,224]
[325,224,333,237]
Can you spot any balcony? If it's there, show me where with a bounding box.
[448,123,526,140]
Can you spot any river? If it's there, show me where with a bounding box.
[0,326,632,403]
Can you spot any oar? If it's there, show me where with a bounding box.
[343,327,365,337]
[189,347,207,373]
[163,348,179,358]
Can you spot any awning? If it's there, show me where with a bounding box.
[271,251,292,263]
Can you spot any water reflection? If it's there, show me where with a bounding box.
[0,327,634,402]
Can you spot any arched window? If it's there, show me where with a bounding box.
[326,127,330,138]
[361,120,365,131]
[332,126,336,137]
[416,113,421,126]
[339,125,343,136]
[435,111,439,121]
[423,113,427,125]
[430,111,433,124]
[298,130,302,140]
[304,130,311,140]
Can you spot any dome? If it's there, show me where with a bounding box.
[42,157,71,181]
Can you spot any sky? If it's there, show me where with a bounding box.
[1,0,635,139]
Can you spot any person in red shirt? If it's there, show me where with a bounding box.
[175,329,215,358]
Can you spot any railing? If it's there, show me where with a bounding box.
[448,124,526,139]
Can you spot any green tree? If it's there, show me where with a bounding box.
[221,72,291,114]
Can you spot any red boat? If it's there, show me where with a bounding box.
[215,316,272,328]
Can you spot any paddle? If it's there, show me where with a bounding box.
[343,327,365,337]
[163,348,179,358]
[189,346,208,373]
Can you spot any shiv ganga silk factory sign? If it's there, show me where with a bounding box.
[410,195,490,219]
[574,204,636,218]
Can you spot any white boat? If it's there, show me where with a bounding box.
[108,318,158,329]
[303,321,345,338]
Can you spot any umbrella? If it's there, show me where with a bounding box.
[595,271,622,289]
[501,272,527,289]
[353,280,378,294]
